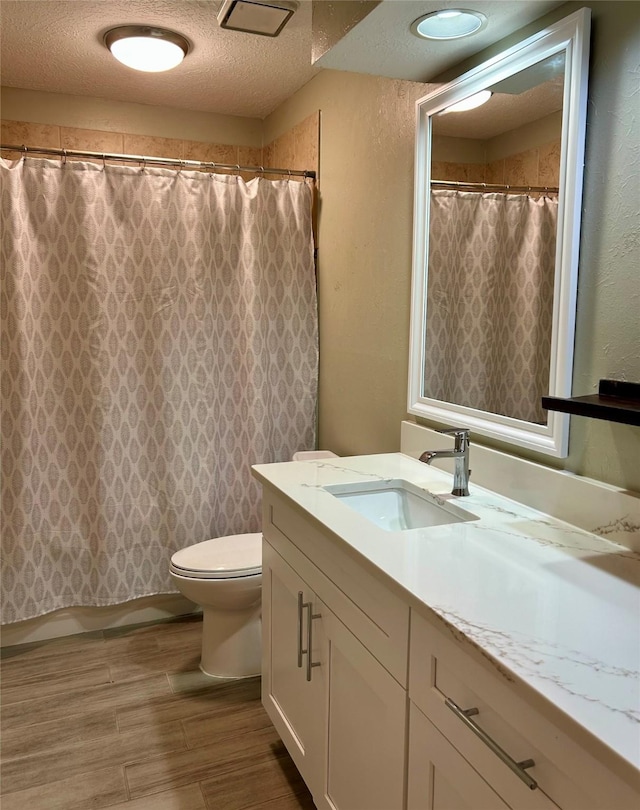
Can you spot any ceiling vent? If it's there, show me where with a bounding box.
[217,0,299,37]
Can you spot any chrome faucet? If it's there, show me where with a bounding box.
[419,428,471,496]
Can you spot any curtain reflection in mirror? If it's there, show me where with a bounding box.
[424,189,557,424]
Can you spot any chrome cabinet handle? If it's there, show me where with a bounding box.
[305,599,321,682]
[297,591,304,668]
[445,697,538,791]
[297,590,321,680]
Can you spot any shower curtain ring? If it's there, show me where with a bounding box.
[62,149,67,166]
[259,166,265,178]
[102,153,107,170]
[22,144,28,162]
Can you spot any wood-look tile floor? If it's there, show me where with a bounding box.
[0,614,316,810]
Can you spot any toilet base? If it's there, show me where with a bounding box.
[200,602,262,678]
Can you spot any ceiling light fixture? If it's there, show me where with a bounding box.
[217,0,299,37]
[104,26,190,72]
[411,8,487,40]
[443,90,493,113]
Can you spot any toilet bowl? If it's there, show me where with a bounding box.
[170,450,338,678]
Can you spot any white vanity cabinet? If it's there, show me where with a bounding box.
[255,465,640,810]
[261,486,409,810]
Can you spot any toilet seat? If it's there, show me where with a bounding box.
[170,532,262,579]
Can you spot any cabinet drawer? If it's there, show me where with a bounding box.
[263,486,409,686]
[410,611,638,810]
[408,701,511,810]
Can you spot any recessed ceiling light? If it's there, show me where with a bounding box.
[411,9,487,40]
[443,90,493,113]
[104,26,190,72]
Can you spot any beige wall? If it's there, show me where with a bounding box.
[564,1,639,491]
[486,110,562,163]
[265,71,430,456]
[1,86,262,146]
[266,1,640,492]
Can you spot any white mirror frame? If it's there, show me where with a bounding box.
[408,8,591,458]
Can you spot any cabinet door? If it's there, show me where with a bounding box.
[262,540,325,798]
[317,605,407,810]
[408,702,510,810]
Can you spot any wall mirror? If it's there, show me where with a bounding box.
[408,9,591,457]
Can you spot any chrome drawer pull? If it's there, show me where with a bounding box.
[445,697,538,791]
[305,600,321,682]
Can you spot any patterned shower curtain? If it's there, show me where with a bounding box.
[425,189,557,424]
[0,157,318,624]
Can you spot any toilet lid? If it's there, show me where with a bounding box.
[170,533,262,579]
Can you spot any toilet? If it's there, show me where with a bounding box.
[169,450,337,678]
[170,532,263,678]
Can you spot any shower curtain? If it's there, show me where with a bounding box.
[0,157,318,624]
[425,189,557,423]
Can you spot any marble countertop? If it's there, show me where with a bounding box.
[252,452,640,780]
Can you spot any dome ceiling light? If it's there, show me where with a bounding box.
[411,9,487,40]
[443,90,493,113]
[217,0,299,37]
[104,26,190,72]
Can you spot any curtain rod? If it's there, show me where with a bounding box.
[431,179,559,193]
[0,143,316,180]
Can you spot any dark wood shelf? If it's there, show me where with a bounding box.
[542,380,640,426]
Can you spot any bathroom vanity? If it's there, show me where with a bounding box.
[252,452,640,810]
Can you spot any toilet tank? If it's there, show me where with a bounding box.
[292,450,338,461]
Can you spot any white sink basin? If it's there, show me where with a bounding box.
[324,479,478,532]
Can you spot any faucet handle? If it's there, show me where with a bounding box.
[437,427,470,450]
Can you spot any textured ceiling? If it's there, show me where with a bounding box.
[0,0,320,119]
[313,0,565,82]
[0,0,567,120]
